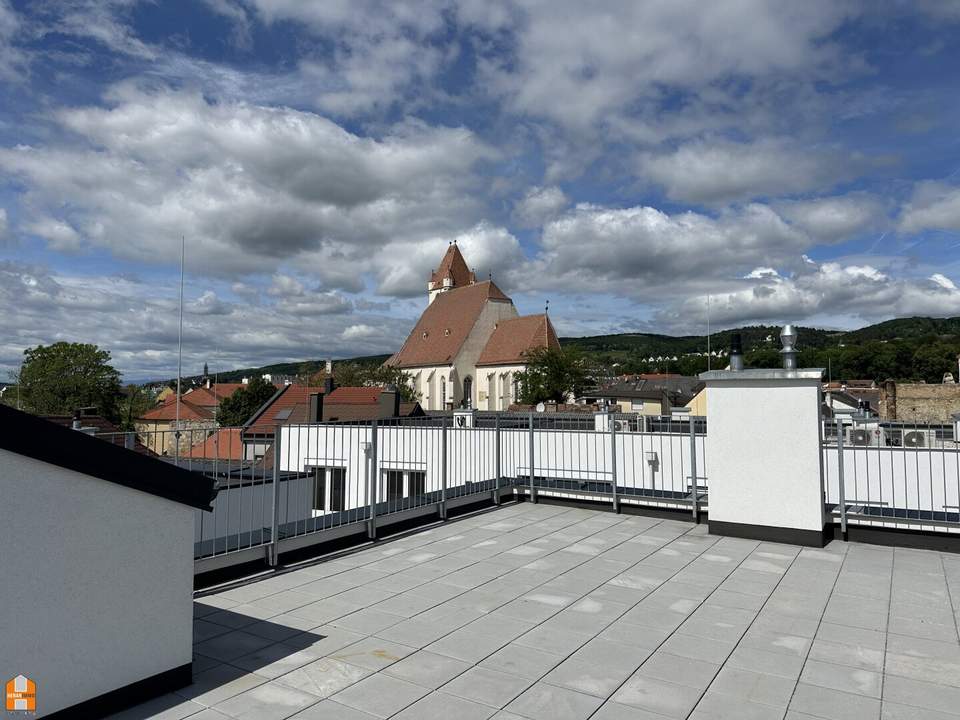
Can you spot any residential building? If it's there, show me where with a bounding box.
[583,375,703,415]
[386,243,560,411]
[135,384,247,455]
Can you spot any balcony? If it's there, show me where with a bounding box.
[110,501,960,720]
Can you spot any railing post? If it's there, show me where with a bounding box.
[610,415,620,513]
[440,416,448,520]
[689,418,699,522]
[494,413,502,505]
[368,419,379,540]
[528,411,537,503]
[268,423,281,566]
[836,421,847,540]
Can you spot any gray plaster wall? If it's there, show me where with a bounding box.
[0,449,194,717]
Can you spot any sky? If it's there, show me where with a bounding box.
[1,1,960,382]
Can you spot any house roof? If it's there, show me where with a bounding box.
[323,401,424,423]
[1,404,216,510]
[476,314,560,366]
[244,385,318,436]
[184,384,247,407]
[184,428,244,460]
[429,243,475,289]
[139,396,214,422]
[387,280,512,369]
[325,387,384,405]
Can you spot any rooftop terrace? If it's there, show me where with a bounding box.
[109,503,960,720]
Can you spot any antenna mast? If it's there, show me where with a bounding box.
[175,235,185,466]
[706,295,711,371]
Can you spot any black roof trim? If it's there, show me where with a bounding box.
[0,404,217,511]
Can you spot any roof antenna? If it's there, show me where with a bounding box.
[545,299,550,316]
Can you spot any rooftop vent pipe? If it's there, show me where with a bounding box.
[780,324,798,370]
[729,333,744,372]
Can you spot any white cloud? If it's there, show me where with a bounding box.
[641,137,853,204]
[474,1,857,133]
[659,261,960,330]
[899,182,960,233]
[513,186,569,228]
[24,217,84,253]
[0,0,26,80]
[778,193,885,243]
[0,85,497,288]
[524,202,808,298]
[0,261,408,381]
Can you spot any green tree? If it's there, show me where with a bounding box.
[117,384,155,431]
[217,376,278,426]
[18,342,122,419]
[515,347,588,404]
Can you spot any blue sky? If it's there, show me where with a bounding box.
[1,1,959,382]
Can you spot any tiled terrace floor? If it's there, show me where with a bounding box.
[113,503,960,720]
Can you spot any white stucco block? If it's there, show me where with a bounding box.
[704,371,825,534]
[0,449,195,717]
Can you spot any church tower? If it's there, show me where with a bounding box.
[427,242,476,304]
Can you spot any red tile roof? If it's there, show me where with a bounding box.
[476,314,560,366]
[388,280,513,368]
[139,396,213,422]
[184,384,247,407]
[184,428,244,460]
[322,401,423,423]
[325,387,383,405]
[429,243,475,290]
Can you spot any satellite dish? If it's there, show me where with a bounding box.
[535,402,546,413]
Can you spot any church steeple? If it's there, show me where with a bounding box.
[427,242,476,304]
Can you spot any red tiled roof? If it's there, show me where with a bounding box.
[325,387,383,405]
[244,385,318,435]
[388,280,513,369]
[139,396,213,422]
[184,384,247,407]
[429,243,475,289]
[184,428,244,460]
[476,314,560,366]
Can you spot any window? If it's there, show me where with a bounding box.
[631,400,644,411]
[441,377,447,407]
[385,470,404,501]
[312,467,347,512]
[409,471,426,497]
[463,376,473,409]
[382,469,427,502]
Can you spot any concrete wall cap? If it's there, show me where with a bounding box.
[699,368,824,382]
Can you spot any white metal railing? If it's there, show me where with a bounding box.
[107,413,708,573]
[822,418,960,534]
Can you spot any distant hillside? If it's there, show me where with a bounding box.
[157,316,960,387]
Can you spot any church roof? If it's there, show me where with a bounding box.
[388,280,512,368]
[429,243,475,289]
[476,313,561,366]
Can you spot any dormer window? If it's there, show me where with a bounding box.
[444,329,451,336]
[422,331,428,339]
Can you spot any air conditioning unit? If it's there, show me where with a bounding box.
[904,431,926,448]
[614,419,630,432]
[848,428,872,446]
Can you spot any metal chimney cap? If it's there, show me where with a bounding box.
[780,324,797,349]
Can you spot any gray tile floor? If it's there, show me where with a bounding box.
[109,503,960,720]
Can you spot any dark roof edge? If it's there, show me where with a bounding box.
[0,404,217,510]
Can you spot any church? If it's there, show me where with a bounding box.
[386,243,560,411]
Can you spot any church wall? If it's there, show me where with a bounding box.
[453,301,519,408]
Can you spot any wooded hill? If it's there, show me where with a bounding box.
[168,316,960,387]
